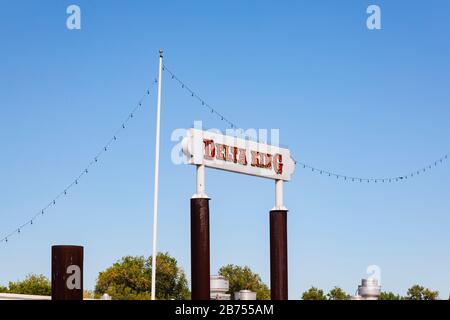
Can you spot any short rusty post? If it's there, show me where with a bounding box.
[190,198,210,300]
[51,245,84,300]
[270,210,288,300]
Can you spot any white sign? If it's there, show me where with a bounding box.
[182,129,296,181]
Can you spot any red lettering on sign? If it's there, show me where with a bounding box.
[238,148,247,165]
[264,154,273,169]
[252,152,274,169]
[203,139,215,160]
[216,143,226,161]
[227,146,238,163]
[203,138,284,176]
[274,154,283,174]
[251,151,261,167]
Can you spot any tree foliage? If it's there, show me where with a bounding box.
[406,285,439,300]
[95,252,190,300]
[301,285,441,300]
[379,291,404,300]
[7,274,51,296]
[83,290,95,299]
[327,287,349,300]
[301,286,327,300]
[218,264,270,300]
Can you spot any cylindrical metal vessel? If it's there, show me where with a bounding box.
[210,275,230,300]
[270,210,288,300]
[210,276,229,294]
[51,245,83,300]
[191,198,211,300]
[358,278,381,300]
[236,290,257,300]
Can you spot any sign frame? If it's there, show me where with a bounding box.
[181,128,296,181]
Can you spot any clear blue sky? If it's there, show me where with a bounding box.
[1,0,449,299]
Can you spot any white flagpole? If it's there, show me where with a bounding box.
[151,49,163,300]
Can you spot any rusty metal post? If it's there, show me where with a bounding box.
[51,245,83,300]
[190,198,210,300]
[270,210,288,300]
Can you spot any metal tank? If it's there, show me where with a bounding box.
[234,290,257,300]
[358,278,381,299]
[210,276,231,300]
[351,278,381,300]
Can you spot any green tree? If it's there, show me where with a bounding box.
[83,290,94,299]
[422,288,439,300]
[7,274,51,296]
[379,291,403,300]
[406,285,439,300]
[327,287,349,300]
[301,286,327,300]
[95,252,190,300]
[0,285,7,293]
[218,264,270,300]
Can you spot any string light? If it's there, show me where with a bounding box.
[292,157,449,183]
[163,65,239,129]
[163,64,449,184]
[0,87,152,244]
[3,63,449,246]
